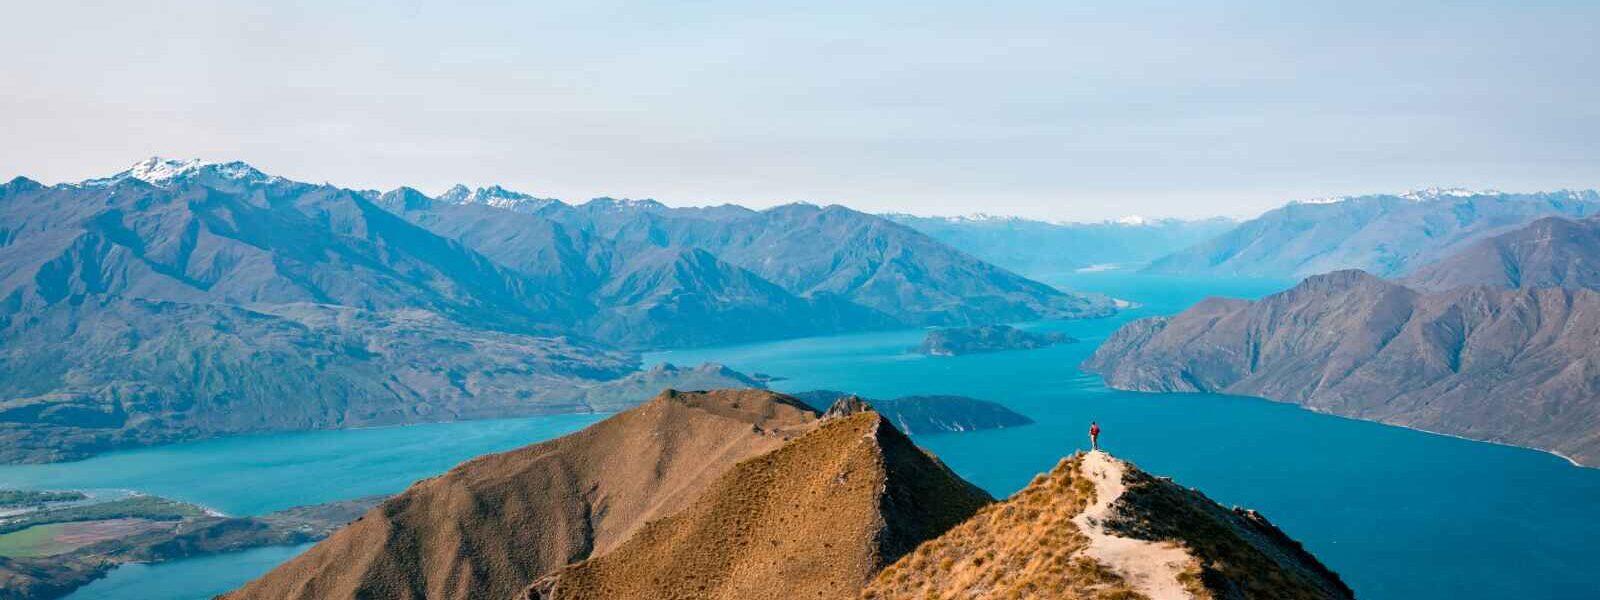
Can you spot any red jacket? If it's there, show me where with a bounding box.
[1090,424,1100,436]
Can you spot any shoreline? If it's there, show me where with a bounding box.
[1100,381,1590,469]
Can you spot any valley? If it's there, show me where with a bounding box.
[4,274,1596,600]
[5,160,1600,600]
[0,160,1114,465]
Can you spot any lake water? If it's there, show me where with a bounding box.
[7,272,1600,600]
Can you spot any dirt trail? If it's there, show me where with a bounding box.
[1072,450,1198,599]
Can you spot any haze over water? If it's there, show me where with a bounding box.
[7,273,1597,600]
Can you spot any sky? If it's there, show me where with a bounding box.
[3,1,1597,221]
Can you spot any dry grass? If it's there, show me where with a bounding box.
[1101,467,1354,600]
[861,452,1352,600]
[225,389,819,600]
[861,454,1143,600]
[530,411,989,600]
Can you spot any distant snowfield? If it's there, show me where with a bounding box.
[1075,263,1123,273]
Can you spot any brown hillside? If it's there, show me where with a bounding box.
[223,389,817,600]
[1084,269,1600,466]
[863,451,1352,600]
[526,410,992,600]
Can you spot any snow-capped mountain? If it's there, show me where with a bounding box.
[1398,187,1500,201]
[1294,187,1501,206]
[81,157,277,188]
[436,184,559,212]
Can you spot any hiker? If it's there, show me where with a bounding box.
[1089,421,1100,451]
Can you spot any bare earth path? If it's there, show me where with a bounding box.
[1072,451,1199,599]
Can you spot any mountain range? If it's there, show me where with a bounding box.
[886,213,1236,277]
[1403,215,1600,292]
[1144,189,1600,279]
[378,189,1113,344]
[229,390,1351,600]
[1085,268,1600,466]
[0,158,1111,463]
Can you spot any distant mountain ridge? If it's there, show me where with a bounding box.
[1084,270,1600,466]
[886,212,1236,277]
[1403,215,1600,292]
[0,158,1111,463]
[375,185,1113,347]
[1144,189,1600,279]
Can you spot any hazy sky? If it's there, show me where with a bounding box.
[3,1,1597,221]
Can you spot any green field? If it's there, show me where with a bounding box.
[0,489,88,508]
[0,523,69,557]
[0,495,206,535]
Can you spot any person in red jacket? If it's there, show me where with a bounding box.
[1089,421,1101,451]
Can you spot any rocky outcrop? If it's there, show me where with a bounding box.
[1085,270,1600,466]
[795,390,1033,435]
[821,394,875,418]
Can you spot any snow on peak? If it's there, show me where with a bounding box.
[1113,215,1148,226]
[586,197,667,211]
[947,212,1020,223]
[128,157,205,183]
[83,157,274,188]
[435,184,558,212]
[438,184,473,203]
[1292,195,1349,205]
[1398,187,1498,201]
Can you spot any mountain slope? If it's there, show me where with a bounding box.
[542,201,1115,325]
[372,187,601,295]
[584,245,891,347]
[227,393,1348,600]
[1084,270,1600,466]
[223,390,819,600]
[1,166,581,330]
[886,213,1237,277]
[0,300,633,463]
[1404,216,1600,291]
[526,405,992,600]
[0,161,638,463]
[1145,189,1600,279]
[863,452,1352,600]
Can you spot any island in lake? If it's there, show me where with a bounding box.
[0,489,383,600]
[915,324,1077,356]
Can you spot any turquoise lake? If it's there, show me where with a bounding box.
[5,272,1599,600]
